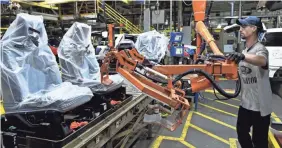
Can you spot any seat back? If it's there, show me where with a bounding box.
[0,13,62,111]
[58,22,101,86]
[135,30,169,63]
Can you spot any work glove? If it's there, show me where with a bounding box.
[226,52,245,64]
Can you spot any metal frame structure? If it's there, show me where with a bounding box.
[62,94,153,148]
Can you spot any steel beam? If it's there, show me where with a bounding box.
[12,1,58,10]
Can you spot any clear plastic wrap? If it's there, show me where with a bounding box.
[0,13,93,113]
[58,22,123,94]
[135,30,169,63]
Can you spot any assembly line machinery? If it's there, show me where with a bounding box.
[2,0,281,148]
[0,0,241,147]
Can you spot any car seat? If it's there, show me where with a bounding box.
[0,13,93,139]
[57,22,126,115]
[58,22,124,94]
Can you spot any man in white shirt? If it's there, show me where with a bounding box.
[227,16,272,148]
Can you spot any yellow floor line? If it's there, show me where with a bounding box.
[151,136,195,148]
[179,140,196,148]
[163,137,181,141]
[272,112,282,122]
[218,78,227,80]
[229,138,238,148]
[151,136,165,148]
[199,103,237,117]
[190,124,230,145]
[194,111,236,130]
[180,111,194,139]
[269,112,282,148]
[204,90,241,102]
[268,131,281,148]
[232,98,241,102]
[205,89,235,94]
[151,111,195,148]
[205,98,239,109]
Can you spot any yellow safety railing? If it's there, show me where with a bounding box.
[97,0,142,34]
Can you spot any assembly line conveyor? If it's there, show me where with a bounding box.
[1,83,153,148]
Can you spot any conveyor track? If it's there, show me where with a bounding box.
[63,83,153,148]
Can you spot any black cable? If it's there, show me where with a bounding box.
[172,69,241,98]
[205,1,213,25]
[208,54,226,59]
[212,76,240,100]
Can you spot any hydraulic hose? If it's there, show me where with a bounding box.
[172,69,241,98]
[213,78,240,100]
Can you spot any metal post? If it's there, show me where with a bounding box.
[178,0,182,32]
[170,0,172,32]
[103,1,106,22]
[59,4,64,33]
[237,0,242,52]
[174,1,177,31]
[238,1,242,25]
[74,1,78,19]
[140,2,142,30]
[156,0,159,31]
[277,15,281,28]
[230,1,234,17]
[94,0,96,14]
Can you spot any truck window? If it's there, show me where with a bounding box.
[262,32,282,47]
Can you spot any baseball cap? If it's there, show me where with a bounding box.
[236,16,262,29]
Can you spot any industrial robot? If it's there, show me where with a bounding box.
[99,0,241,131]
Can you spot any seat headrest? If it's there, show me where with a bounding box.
[65,22,91,45]
[2,13,48,45]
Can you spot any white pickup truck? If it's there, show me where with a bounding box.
[262,28,282,98]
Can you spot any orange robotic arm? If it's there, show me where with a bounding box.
[100,49,189,131]
[100,47,239,131]
[100,0,240,131]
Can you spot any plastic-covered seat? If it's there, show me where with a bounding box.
[0,13,93,114]
[135,30,169,63]
[58,22,123,94]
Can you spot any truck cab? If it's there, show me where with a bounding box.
[261,28,282,98]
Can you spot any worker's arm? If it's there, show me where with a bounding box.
[244,54,267,67]
[227,46,268,69]
[244,46,268,69]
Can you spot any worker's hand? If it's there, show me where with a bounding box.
[226,52,245,63]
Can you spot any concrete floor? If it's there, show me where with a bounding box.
[132,80,282,148]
